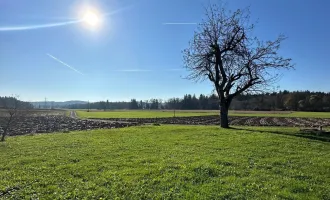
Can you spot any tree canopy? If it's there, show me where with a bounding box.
[183,4,294,127]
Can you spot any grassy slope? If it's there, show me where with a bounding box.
[1,126,329,199]
[76,110,330,119]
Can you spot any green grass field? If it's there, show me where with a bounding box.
[76,110,330,119]
[76,110,219,118]
[1,126,329,199]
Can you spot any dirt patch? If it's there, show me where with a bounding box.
[0,116,142,136]
[89,116,330,127]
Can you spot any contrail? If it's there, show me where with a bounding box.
[0,19,82,31]
[112,68,183,72]
[103,4,134,17]
[0,5,133,32]
[113,69,152,72]
[47,53,84,75]
[163,22,197,25]
[167,68,184,71]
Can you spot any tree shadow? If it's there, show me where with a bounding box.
[230,127,330,143]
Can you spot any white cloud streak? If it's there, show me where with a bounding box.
[0,4,133,32]
[112,68,183,72]
[163,22,197,25]
[113,69,152,72]
[103,4,135,17]
[0,20,82,31]
[47,53,84,75]
[167,68,184,71]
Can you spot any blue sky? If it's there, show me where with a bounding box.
[0,0,329,102]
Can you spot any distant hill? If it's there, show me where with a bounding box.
[30,100,88,109]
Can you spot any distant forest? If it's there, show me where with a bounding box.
[65,90,330,112]
[0,96,33,109]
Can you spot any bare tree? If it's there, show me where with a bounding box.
[0,96,30,142]
[183,4,293,128]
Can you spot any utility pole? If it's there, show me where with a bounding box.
[272,85,280,113]
[44,97,47,109]
[88,100,90,112]
[173,100,176,117]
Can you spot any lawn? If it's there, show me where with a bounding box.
[76,110,330,119]
[1,126,329,199]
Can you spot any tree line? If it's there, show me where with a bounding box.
[0,96,33,109]
[65,90,330,112]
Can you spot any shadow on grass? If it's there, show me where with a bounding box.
[230,127,330,143]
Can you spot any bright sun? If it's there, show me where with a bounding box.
[77,5,104,31]
[82,10,101,29]
[83,11,100,27]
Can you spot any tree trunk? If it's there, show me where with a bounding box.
[220,103,229,128]
[1,129,6,142]
[1,118,12,142]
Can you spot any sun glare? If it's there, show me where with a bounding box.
[77,4,106,31]
[83,11,100,27]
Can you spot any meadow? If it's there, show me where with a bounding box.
[1,125,329,199]
[76,109,330,119]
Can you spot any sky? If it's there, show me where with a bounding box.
[0,0,329,102]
